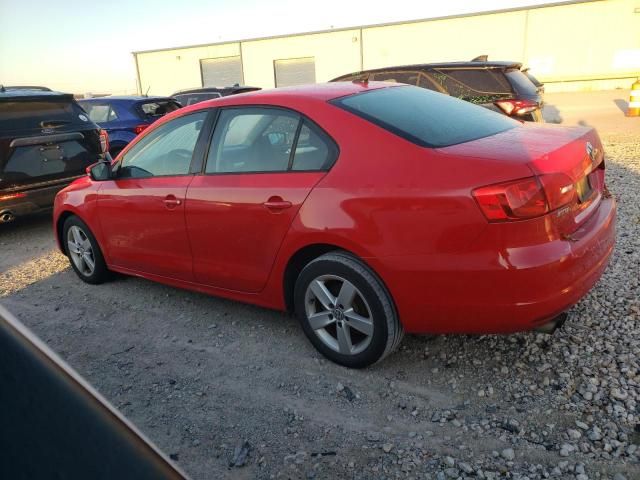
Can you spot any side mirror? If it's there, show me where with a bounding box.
[86,161,112,181]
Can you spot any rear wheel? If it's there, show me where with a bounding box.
[63,216,109,284]
[294,252,403,368]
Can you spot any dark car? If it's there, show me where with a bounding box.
[0,87,108,223]
[2,85,51,92]
[331,60,544,122]
[0,304,187,479]
[78,96,181,158]
[171,85,261,107]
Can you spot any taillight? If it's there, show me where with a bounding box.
[473,173,576,222]
[538,173,577,210]
[133,124,148,135]
[99,129,109,154]
[495,99,538,116]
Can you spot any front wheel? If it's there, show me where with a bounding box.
[63,216,109,284]
[294,252,403,368]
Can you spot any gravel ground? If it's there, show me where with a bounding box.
[1,133,638,480]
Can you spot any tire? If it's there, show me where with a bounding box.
[294,251,403,368]
[63,215,109,284]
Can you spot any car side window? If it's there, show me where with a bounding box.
[118,111,207,178]
[83,104,118,123]
[206,108,300,174]
[291,121,337,171]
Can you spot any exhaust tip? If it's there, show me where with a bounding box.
[0,211,16,223]
[534,312,568,334]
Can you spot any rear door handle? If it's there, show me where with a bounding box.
[163,194,182,209]
[263,197,292,211]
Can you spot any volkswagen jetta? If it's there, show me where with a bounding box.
[53,82,616,368]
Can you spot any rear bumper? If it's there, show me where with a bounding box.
[0,182,72,220]
[373,196,616,334]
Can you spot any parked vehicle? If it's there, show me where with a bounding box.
[54,83,615,368]
[331,59,544,122]
[78,96,181,158]
[171,85,261,107]
[522,67,545,95]
[0,87,108,223]
[2,85,51,92]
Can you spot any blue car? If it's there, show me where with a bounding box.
[78,96,181,158]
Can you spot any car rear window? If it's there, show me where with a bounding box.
[331,85,519,148]
[174,92,220,106]
[428,68,513,103]
[505,69,540,95]
[0,99,89,131]
[138,100,181,118]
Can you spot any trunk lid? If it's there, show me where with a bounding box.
[443,123,606,232]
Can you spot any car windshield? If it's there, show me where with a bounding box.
[332,85,520,148]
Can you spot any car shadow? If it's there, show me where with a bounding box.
[613,98,628,114]
[0,212,56,273]
[542,104,563,124]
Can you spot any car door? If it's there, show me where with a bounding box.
[97,111,209,280]
[185,107,338,292]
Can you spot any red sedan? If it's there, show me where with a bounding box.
[53,82,616,368]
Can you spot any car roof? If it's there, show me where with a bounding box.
[0,89,73,101]
[187,81,391,108]
[78,95,174,103]
[171,86,261,95]
[1,85,52,92]
[334,61,522,79]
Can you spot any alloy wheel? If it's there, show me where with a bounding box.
[67,225,96,276]
[304,274,374,356]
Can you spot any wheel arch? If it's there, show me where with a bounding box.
[56,210,77,255]
[282,243,398,320]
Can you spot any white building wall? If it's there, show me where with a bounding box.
[134,0,640,96]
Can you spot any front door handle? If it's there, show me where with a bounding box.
[263,196,292,211]
[163,194,182,209]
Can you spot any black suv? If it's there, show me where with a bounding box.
[171,85,261,107]
[0,87,108,223]
[331,60,544,122]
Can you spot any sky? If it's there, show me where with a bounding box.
[0,0,553,94]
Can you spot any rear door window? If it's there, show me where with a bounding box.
[332,85,519,148]
[206,108,337,173]
[206,108,300,173]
